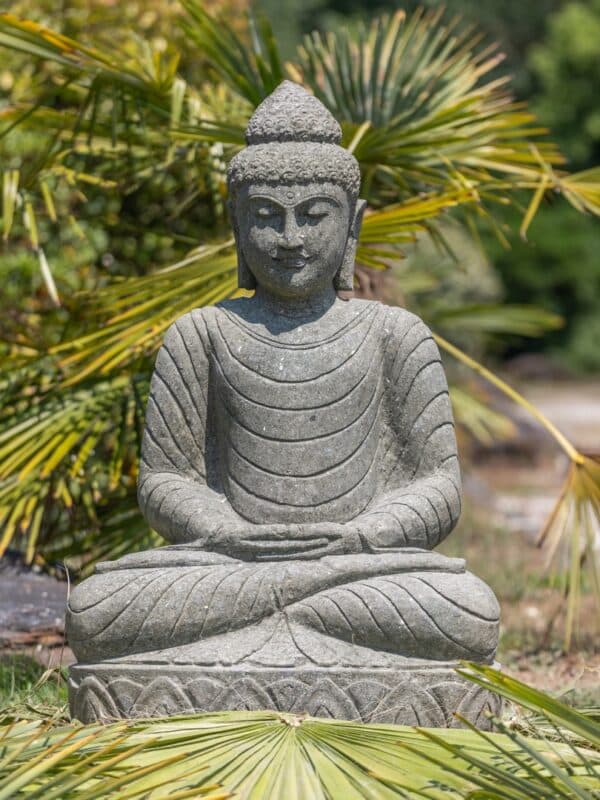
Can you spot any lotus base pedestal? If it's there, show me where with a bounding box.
[69,662,501,729]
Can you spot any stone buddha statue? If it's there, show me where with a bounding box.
[67,82,501,727]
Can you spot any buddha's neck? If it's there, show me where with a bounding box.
[253,285,338,320]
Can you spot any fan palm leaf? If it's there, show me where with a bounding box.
[1,666,598,799]
[0,718,228,799]
[449,385,517,446]
[179,0,284,105]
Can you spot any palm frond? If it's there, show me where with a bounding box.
[1,666,599,799]
[0,374,143,565]
[536,456,600,650]
[458,664,600,749]
[294,10,600,222]
[0,717,226,799]
[179,0,284,105]
[0,11,246,258]
[0,241,237,565]
[450,385,517,446]
[359,187,479,244]
[431,303,563,337]
[51,244,237,386]
[392,665,600,799]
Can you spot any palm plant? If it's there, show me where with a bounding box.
[0,3,598,643]
[1,665,599,798]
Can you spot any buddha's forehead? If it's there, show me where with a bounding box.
[242,181,349,208]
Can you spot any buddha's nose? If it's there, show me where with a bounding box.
[280,212,304,249]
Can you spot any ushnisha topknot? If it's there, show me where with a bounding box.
[227,81,361,197]
[245,80,342,145]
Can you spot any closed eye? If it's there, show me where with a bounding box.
[256,207,277,218]
[301,200,335,220]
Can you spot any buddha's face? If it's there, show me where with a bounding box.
[234,182,355,300]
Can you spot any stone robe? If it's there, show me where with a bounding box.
[66,299,499,667]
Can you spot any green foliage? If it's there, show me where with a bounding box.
[0,655,67,714]
[388,220,563,348]
[262,0,564,94]
[0,665,599,798]
[530,0,600,169]
[294,8,561,190]
[488,203,600,371]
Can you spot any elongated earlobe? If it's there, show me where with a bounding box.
[236,247,257,290]
[334,199,366,292]
[229,199,257,290]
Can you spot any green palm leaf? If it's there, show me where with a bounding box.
[52,246,237,385]
[180,0,285,105]
[0,13,179,98]
[450,385,517,446]
[431,303,563,337]
[293,9,599,223]
[1,666,599,799]
[0,718,227,799]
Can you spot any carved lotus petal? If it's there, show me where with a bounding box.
[375,680,446,727]
[454,684,502,730]
[185,676,227,711]
[72,675,120,723]
[346,680,389,722]
[267,677,312,712]
[131,676,194,717]
[212,677,276,711]
[108,677,143,716]
[427,680,469,727]
[300,678,359,720]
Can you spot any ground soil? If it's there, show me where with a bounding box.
[444,378,600,703]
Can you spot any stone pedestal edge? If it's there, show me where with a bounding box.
[69,663,501,729]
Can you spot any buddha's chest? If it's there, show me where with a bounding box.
[204,307,388,523]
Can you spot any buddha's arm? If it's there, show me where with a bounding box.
[138,311,242,544]
[354,312,461,552]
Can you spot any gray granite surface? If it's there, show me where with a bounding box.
[69,663,502,729]
[67,81,500,724]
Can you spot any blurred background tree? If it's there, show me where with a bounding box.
[261,0,600,372]
[2,0,598,368]
[529,0,600,168]
[488,0,600,372]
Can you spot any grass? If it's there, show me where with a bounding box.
[0,654,68,719]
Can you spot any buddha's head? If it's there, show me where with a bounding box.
[227,82,365,300]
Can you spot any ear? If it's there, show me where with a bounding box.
[229,198,257,291]
[334,199,367,292]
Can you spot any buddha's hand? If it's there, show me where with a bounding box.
[207,522,363,561]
